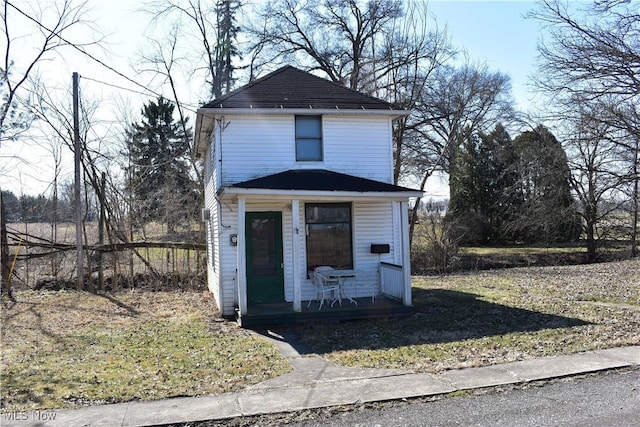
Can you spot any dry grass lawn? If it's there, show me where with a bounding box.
[1,259,639,413]
[1,290,290,412]
[294,259,640,372]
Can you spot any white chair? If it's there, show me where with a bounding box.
[308,266,340,310]
[350,270,377,303]
[357,282,378,303]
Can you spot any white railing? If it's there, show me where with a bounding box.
[380,262,403,300]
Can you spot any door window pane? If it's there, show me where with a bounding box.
[251,218,277,276]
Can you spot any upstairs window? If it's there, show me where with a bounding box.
[295,115,322,161]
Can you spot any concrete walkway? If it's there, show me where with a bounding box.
[3,334,639,427]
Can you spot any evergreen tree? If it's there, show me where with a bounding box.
[448,124,519,244]
[0,191,20,222]
[448,130,488,243]
[510,125,581,243]
[125,96,197,235]
[212,0,241,99]
[481,124,521,242]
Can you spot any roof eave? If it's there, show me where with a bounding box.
[196,107,409,119]
[193,113,215,160]
[219,187,423,200]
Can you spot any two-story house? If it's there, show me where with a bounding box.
[194,66,422,326]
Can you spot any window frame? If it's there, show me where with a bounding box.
[295,115,323,162]
[304,202,353,276]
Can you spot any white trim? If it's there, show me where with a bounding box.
[220,187,423,200]
[197,107,409,118]
[194,114,215,159]
[194,107,409,160]
[291,199,302,312]
[400,201,412,306]
[237,197,247,316]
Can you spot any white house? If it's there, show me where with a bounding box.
[194,66,422,326]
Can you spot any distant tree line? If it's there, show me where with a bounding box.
[1,190,75,223]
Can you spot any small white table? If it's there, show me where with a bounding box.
[324,269,359,306]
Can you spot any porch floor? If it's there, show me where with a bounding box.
[237,297,413,328]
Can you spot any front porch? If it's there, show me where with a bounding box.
[237,296,414,328]
[222,187,419,321]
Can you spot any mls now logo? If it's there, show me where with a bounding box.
[3,410,57,422]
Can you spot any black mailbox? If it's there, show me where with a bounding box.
[370,244,390,254]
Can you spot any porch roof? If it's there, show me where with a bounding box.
[220,169,423,199]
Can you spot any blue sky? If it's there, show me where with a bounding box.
[413,1,542,197]
[428,0,541,111]
[2,0,543,198]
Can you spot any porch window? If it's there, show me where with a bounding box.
[295,115,322,161]
[305,203,353,274]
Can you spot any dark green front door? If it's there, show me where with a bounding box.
[245,212,284,305]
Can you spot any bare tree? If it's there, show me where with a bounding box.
[378,1,455,184]
[561,101,628,261]
[28,75,133,288]
[246,0,405,91]
[144,0,241,100]
[599,101,640,256]
[531,0,639,101]
[246,1,516,241]
[136,2,238,232]
[405,62,515,239]
[0,0,98,143]
[136,26,204,192]
[530,0,640,257]
[246,1,455,176]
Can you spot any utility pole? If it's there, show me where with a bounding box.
[1,191,10,297]
[73,72,83,290]
[98,172,105,291]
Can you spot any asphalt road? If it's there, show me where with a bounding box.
[285,368,640,427]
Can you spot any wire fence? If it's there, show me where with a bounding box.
[4,222,207,292]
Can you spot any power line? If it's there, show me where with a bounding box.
[6,0,166,102]
[79,76,157,99]
[80,76,200,114]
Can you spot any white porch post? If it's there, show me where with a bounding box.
[291,199,302,312]
[400,200,412,306]
[237,197,247,316]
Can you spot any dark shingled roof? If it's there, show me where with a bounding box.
[202,66,396,110]
[231,169,419,193]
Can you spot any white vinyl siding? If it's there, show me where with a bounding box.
[353,201,397,269]
[322,116,393,182]
[215,114,395,187]
[219,115,294,185]
[204,111,406,313]
[204,142,220,307]
[217,200,294,315]
[214,198,401,310]
[217,206,239,315]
